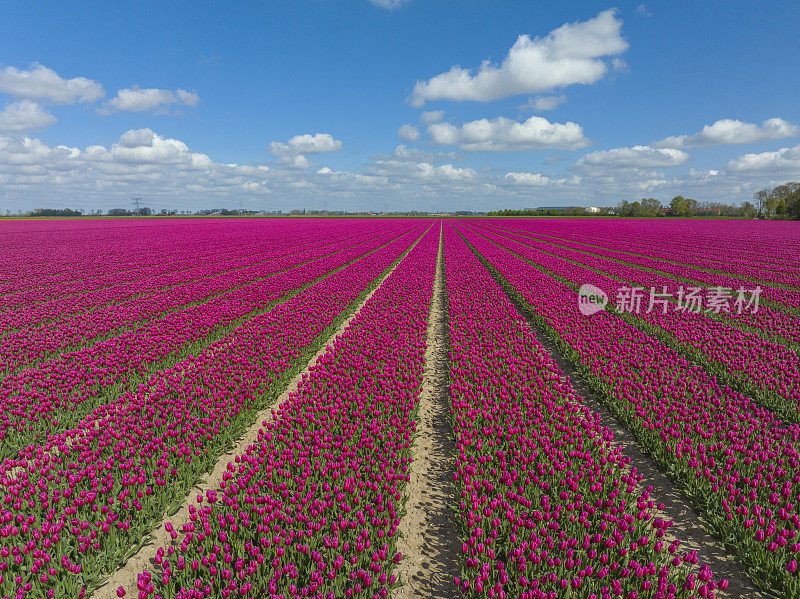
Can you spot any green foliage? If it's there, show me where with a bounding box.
[754,181,800,219]
[31,208,83,217]
[786,188,800,220]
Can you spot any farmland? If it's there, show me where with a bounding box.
[0,217,799,599]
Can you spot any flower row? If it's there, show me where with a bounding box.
[444,223,719,599]
[131,224,439,599]
[0,223,429,599]
[458,222,800,595]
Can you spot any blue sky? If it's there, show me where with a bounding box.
[1,0,799,212]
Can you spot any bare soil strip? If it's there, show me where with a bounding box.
[515,308,770,598]
[91,229,428,599]
[394,226,460,599]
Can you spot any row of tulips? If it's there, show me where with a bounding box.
[0,220,279,308]
[0,225,416,461]
[456,222,800,596]
[464,222,800,422]
[444,223,721,599]
[0,223,401,372]
[129,224,440,599]
[0,222,430,599]
[0,221,396,330]
[476,221,800,346]
[491,219,800,290]
[0,219,391,314]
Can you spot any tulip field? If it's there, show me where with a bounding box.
[0,217,799,599]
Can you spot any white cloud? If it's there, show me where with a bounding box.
[397,124,420,141]
[269,133,343,156]
[369,0,412,8]
[239,180,269,193]
[370,144,463,163]
[652,118,800,148]
[544,151,567,164]
[365,159,476,183]
[409,9,627,106]
[99,86,200,114]
[519,94,567,112]
[632,178,667,191]
[504,171,550,186]
[726,145,800,173]
[0,63,104,104]
[0,101,56,132]
[576,145,689,169]
[636,4,652,17]
[611,58,629,73]
[109,128,213,167]
[0,129,272,199]
[428,115,589,151]
[279,154,313,169]
[420,110,444,124]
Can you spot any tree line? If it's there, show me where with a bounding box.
[616,196,758,218]
[753,182,800,219]
[489,181,800,220]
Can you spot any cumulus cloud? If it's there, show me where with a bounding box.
[239,180,269,193]
[370,144,463,163]
[0,129,272,200]
[0,101,56,132]
[611,58,629,73]
[409,9,627,106]
[0,63,104,104]
[428,115,589,151]
[652,118,800,148]
[99,86,200,114]
[279,154,313,169]
[519,94,567,112]
[365,159,476,183]
[104,128,213,167]
[420,110,444,124]
[726,144,800,172]
[369,0,412,8]
[504,171,550,186]
[397,124,420,141]
[576,145,689,169]
[269,133,343,156]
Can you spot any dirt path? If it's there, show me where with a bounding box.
[521,314,771,598]
[91,235,424,599]
[394,226,460,599]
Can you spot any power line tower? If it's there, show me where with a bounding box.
[238,197,245,214]
[130,196,144,213]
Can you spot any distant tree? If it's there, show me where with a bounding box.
[31,208,83,217]
[786,188,800,220]
[753,188,771,218]
[771,181,800,200]
[640,197,663,216]
[564,206,587,216]
[132,207,152,216]
[739,201,757,218]
[108,208,131,216]
[668,195,699,217]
